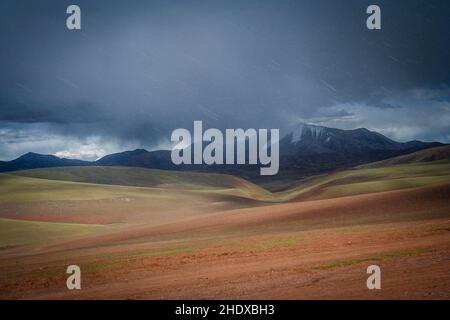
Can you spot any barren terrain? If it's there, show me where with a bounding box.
[0,162,449,299]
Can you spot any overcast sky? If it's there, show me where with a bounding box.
[1,0,449,160]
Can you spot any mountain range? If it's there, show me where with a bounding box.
[0,124,443,178]
[277,124,442,175]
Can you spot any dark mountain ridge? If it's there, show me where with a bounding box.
[0,124,444,178]
[277,124,442,174]
[0,152,91,172]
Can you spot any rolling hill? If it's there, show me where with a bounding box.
[358,145,450,168]
[281,161,450,201]
[0,166,275,227]
[1,155,449,299]
[9,166,266,192]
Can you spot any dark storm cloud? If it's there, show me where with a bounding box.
[0,0,449,159]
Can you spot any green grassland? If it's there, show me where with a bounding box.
[282,161,450,201]
[10,166,266,193]
[8,161,450,204]
[0,169,275,249]
[0,160,449,249]
[0,167,272,204]
[0,218,110,248]
[1,161,449,210]
[358,145,450,168]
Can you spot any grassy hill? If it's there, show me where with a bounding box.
[0,218,111,249]
[1,154,449,299]
[1,160,449,248]
[282,161,450,201]
[0,167,275,238]
[4,161,450,206]
[358,145,450,168]
[10,166,263,191]
[6,166,276,202]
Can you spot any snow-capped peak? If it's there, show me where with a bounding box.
[290,123,326,143]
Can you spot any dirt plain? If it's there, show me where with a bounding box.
[0,181,449,299]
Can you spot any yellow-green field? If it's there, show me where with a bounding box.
[0,160,449,249]
[280,161,450,201]
[0,218,111,248]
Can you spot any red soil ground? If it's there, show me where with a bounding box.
[0,184,449,299]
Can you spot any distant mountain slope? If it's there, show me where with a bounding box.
[283,123,436,154]
[0,124,443,176]
[95,149,176,170]
[358,145,450,168]
[278,123,442,174]
[0,152,90,172]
